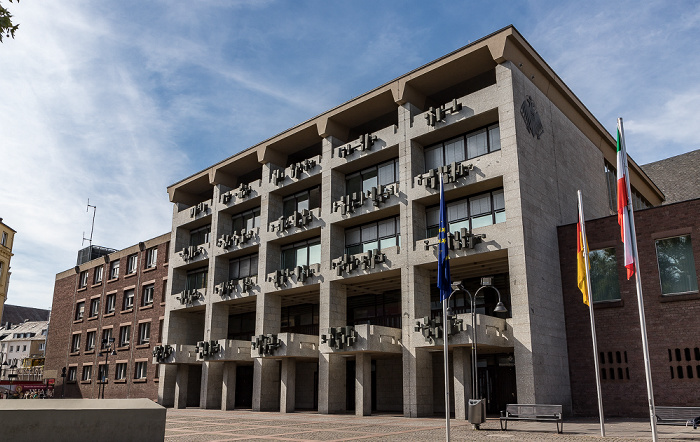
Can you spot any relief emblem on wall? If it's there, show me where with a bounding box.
[520,95,544,139]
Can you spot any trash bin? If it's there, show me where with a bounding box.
[468,398,486,426]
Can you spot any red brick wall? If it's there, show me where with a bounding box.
[46,237,169,401]
[558,199,700,416]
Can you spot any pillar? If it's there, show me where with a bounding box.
[453,347,472,420]
[356,353,372,416]
[174,364,189,409]
[318,281,346,413]
[221,362,236,410]
[280,358,296,413]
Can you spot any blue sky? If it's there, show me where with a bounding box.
[2,0,699,310]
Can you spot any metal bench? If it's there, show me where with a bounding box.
[655,406,700,428]
[500,404,563,433]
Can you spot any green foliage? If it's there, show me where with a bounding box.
[0,0,19,43]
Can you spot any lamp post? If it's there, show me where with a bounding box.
[450,277,507,419]
[98,337,116,399]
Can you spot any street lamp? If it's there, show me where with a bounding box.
[98,337,116,399]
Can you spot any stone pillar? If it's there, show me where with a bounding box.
[200,361,224,409]
[221,362,237,410]
[453,347,472,420]
[253,291,281,411]
[280,358,296,413]
[356,353,372,416]
[318,281,346,414]
[174,364,189,409]
[158,364,177,407]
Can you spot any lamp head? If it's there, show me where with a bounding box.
[494,301,508,313]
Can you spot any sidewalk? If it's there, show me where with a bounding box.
[166,409,699,441]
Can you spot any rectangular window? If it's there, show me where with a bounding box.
[126,254,138,274]
[67,366,77,382]
[75,302,85,321]
[105,293,116,314]
[71,334,81,352]
[186,267,208,290]
[79,270,88,288]
[85,331,96,351]
[123,289,134,310]
[228,254,259,280]
[39,343,45,351]
[190,225,211,247]
[119,325,131,347]
[282,186,321,217]
[426,188,506,237]
[138,322,151,345]
[115,363,127,380]
[345,217,401,255]
[655,235,699,295]
[98,364,108,383]
[232,208,261,233]
[0,232,6,246]
[281,239,321,270]
[424,124,500,172]
[134,361,148,379]
[89,298,100,318]
[109,260,120,279]
[590,248,621,302]
[94,266,103,284]
[142,284,154,306]
[82,365,92,382]
[101,328,113,349]
[0,262,3,278]
[346,159,399,196]
[145,247,158,268]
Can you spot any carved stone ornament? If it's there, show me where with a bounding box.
[520,95,544,139]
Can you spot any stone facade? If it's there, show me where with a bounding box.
[158,26,663,417]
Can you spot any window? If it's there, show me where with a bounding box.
[345,217,401,255]
[655,235,699,295]
[85,331,96,351]
[134,361,148,379]
[126,254,138,274]
[232,208,261,233]
[145,247,158,268]
[589,248,621,302]
[0,262,3,278]
[1,231,7,246]
[123,289,134,310]
[75,302,85,321]
[98,364,108,382]
[105,293,116,314]
[186,267,208,290]
[604,161,651,212]
[190,225,211,247]
[67,366,77,382]
[109,260,120,279]
[138,322,151,345]
[101,328,113,349]
[229,254,258,280]
[22,345,26,351]
[283,186,320,217]
[424,124,501,171]
[281,239,321,270]
[119,325,131,347]
[115,363,127,380]
[82,365,92,382]
[79,270,89,288]
[426,189,506,237]
[89,298,100,317]
[8,345,12,352]
[165,241,170,263]
[346,158,400,196]
[94,266,103,284]
[158,319,164,343]
[142,284,154,306]
[39,342,45,351]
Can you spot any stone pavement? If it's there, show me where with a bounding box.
[166,409,699,441]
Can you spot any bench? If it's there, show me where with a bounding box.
[500,404,563,433]
[655,406,700,428]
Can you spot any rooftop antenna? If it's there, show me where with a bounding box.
[82,199,97,248]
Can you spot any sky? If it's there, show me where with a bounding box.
[1,0,699,310]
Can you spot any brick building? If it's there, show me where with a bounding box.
[45,234,170,400]
[156,25,664,417]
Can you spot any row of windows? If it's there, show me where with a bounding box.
[78,246,164,289]
[588,234,698,301]
[67,361,154,382]
[346,158,400,196]
[424,124,501,172]
[75,281,165,321]
[426,189,505,237]
[71,322,155,353]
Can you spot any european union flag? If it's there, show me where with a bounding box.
[437,174,451,302]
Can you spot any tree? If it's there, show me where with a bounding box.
[0,0,19,43]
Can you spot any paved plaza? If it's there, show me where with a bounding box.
[166,409,699,441]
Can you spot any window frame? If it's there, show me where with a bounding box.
[71,334,81,353]
[345,216,401,255]
[85,331,96,351]
[119,325,131,347]
[282,186,321,218]
[138,322,151,345]
[79,270,89,289]
[105,293,116,314]
[134,361,148,380]
[82,365,92,382]
[589,247,622,303]
[280,239,321,270]
[75,302,85,321]
[123,289,135,311]
[89,298,100,318]
[346,158,400,196]
[190,225,211,247]
[109,260,120,280]
[655,234,699,296]
[142,284,154,306]
[115,363,127,380]
[424,123,501,172]
[232,208,261,233]
[228,253,259,281]
[426,188,506,237]
[186,267,208,291]
[145,247,158,269]
[67,366,77,382]
[126,254,138,275]
[94,265,104,284]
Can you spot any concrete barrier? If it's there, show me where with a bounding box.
[0,398,166,441]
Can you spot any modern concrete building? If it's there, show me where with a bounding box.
[157,26,663,417]
[0,218,16,324]
[0,320,48,380]
[45,234,170,400]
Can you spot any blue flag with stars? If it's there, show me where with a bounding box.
[437,174,451,302]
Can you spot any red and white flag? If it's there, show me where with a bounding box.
[616,120,635,279]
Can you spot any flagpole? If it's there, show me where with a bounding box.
[577,190,605,437]
[440,174,451,442]
[618,118,658,442]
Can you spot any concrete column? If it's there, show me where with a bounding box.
[453,347,472,420]
[253,291,281,411]
[200,361,224,409]
[174,364,189,409]
[280,358,296,413]
[221,362,236,410]
[318,281,346,414]
[158,364,177,407]
[355,353,372,416]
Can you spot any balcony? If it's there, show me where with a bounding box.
[218,180,262,210]
[320,324,402,355]
[269,155,322,188]
[268,208,321,235]
[266,264,320,290]
[214,276,257,300]
[151,344,197,364]
[172,199,213,228]
[330,124,400,166]
[251,332,319,359]
[216,228,259,252]
[413,313,512,349]
[194,339,253,362]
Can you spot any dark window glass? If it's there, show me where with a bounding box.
[424,124,500,172]
[655,235,699,295]
[589,248,621,302]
